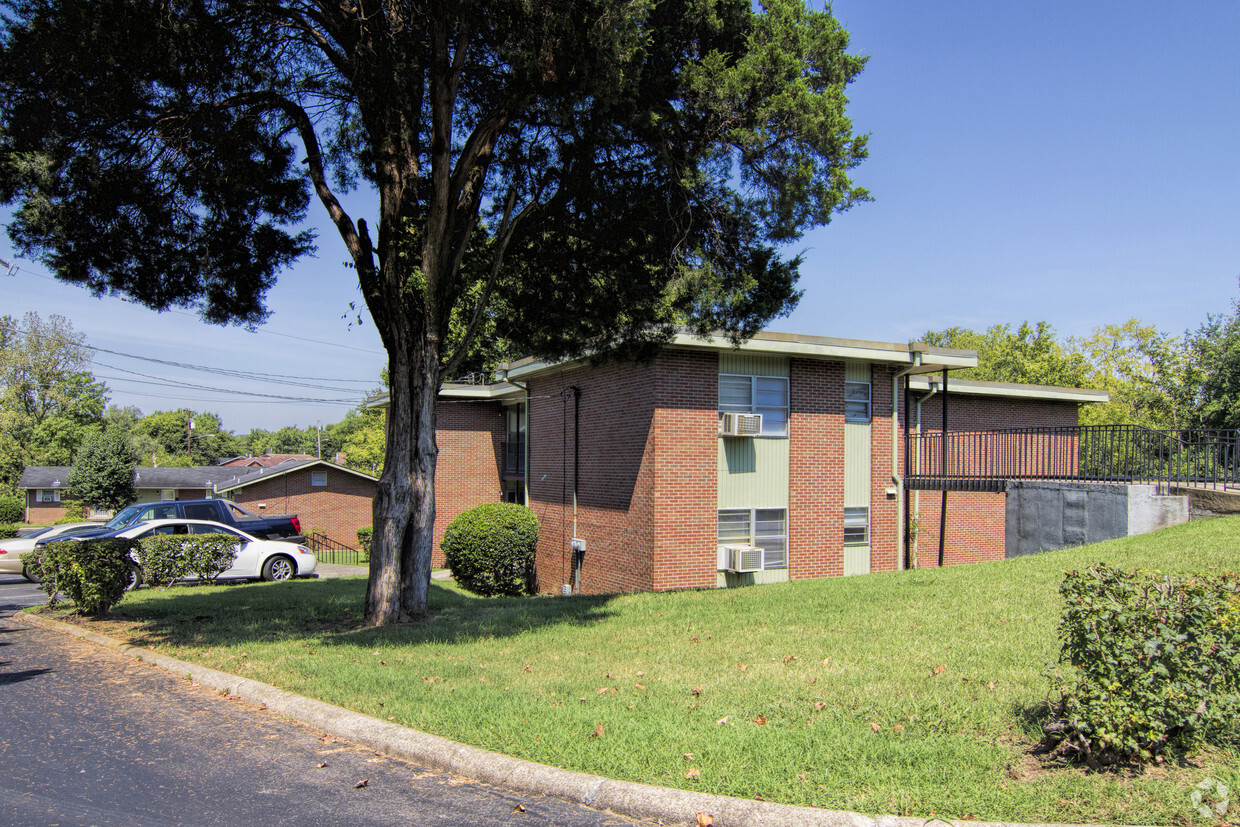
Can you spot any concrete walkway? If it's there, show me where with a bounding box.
[12,608,1099,827]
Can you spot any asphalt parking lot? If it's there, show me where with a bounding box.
[0,572,47,616]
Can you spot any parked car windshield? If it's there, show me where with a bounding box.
[105,504,146,530]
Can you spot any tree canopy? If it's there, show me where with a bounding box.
[68,427,138,512]
[1,0,872,623]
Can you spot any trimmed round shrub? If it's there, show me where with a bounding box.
[0,495,22,524]
[440,503,538,597]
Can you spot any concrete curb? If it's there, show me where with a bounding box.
[14,610,1107,827]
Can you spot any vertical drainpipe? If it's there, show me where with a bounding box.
[939,367,949,567]
[571,385,581,593]
[893,346,925,569]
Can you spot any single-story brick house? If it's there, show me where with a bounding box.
[381,330,1113,594]
[19,459,376,546]
[19,465,244,523]
[215,458,377,543]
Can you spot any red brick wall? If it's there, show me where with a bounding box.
[788,358,845,579]
[899,390,1080,567]
[227,466,374,547]
[870,364,901,573]
[527,361,658,595]
[910,491,1007,567]
[433,399,505,566]
[651,350,717,592]
[25,492,70,524]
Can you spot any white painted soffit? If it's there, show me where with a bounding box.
[908,375,1111,403]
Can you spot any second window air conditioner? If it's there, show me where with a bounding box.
[719,412,762,437]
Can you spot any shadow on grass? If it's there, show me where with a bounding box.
[109,577,620,650]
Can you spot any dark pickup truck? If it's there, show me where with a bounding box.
[49,499,304,543]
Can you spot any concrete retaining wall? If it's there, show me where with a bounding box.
[1004,481,1189,558]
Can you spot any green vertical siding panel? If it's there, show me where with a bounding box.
[843,422,870,507]
[718,438,789,508]
[844,361,870,383]
[843,361,872,575]
[716,568,790,587]
[718,352,789,378]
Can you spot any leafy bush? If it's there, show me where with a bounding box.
[0,523,21,539]
[1039,564,1240,766]
[0,495,22,523]
[356,526,372,557]
[440,503,538,597]
[25,538,136,615]
[132,533,239,587]
[60,500,88,521]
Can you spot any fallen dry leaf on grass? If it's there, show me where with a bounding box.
[590,724,605,738]
[683,753,695,760]
[715,716,730,725]
[691,685,702,696]
[685,767,701,779]
[870,721,881,732]
[753,715,767,726]
[933,664,946,675]
[814,701,827,711]
[783,655,797,663]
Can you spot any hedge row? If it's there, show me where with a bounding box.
[1040,564,1240,766]
[26,533,248,615]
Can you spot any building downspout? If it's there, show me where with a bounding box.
[893,347,925,569]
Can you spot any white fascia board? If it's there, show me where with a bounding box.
[364,382,524,409]
[500,334,977,381]
[909,375,1110,403]
[668,332,978,369]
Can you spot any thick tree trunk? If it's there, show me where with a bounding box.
[364,336,439,624]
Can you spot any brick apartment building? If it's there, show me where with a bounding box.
[409,331,1108,594]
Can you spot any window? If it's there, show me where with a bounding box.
[138,504,177,522]
[183,503,216,521]
[717,508,788,569]
[160,488,176,501]
[718,374,789,436]
[37,489,61,503]
[190,524,241,539]
[502,480,525,505]
[844,506,869,546]
[311,471,328,487]
[844,380,871,422]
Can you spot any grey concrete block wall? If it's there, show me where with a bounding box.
[1004,482,1188,558]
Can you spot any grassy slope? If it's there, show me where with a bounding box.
[72,518,1240,824]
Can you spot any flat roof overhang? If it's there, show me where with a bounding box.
[499,331,978,383]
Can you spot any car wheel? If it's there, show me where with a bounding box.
[262,555,295,582]
[121,563,144,591]
[22,566,40,584]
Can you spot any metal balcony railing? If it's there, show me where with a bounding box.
[905,425,1240,491]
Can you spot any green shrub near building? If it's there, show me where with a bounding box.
[440,503,538,597]
[0,495,23,524]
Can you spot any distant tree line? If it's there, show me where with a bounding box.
[0,311,385,499]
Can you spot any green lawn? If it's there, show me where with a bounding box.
[47,518,1240,824]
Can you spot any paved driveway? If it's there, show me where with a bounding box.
[0,582,640,826]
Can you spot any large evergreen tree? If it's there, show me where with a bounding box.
[1,0,870,623]
[68,428,138,513]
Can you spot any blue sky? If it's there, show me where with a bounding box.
[4,0,1238,431]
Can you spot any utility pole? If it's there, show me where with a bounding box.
[187,415,194,461]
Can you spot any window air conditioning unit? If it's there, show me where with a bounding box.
[724,544,764,573]
[719,412,762,437]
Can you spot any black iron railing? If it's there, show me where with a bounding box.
[905,425,1240,491]
[306,531,367,566]
[502,438,525,475]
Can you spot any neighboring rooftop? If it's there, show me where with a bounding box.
[218,453,317,468]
